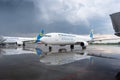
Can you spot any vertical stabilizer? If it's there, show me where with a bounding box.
[89,29,93,39]
[35,29,44,43]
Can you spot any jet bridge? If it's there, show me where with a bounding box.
[110,12,120,36]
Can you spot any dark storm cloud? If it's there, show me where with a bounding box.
[0,0,120,36]
[0,0,40,36]
[0,0,89,36]
[42,21,90,34]
[33,0,120,34]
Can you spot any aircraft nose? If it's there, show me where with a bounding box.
[40,37,48,44]
[40,37,44,42]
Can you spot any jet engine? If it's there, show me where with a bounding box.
[80,41,88,49]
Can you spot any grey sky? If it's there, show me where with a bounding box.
[0,0,120,36]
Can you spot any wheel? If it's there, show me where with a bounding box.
[70,45,74,51]
[82,46,86,50]
[49,46,52,52]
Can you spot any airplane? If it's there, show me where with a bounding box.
[0,36,34,46]
[35,29,93,50]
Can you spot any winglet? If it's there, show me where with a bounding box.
[90,29,93,39]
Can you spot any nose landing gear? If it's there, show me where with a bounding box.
[70,45,74,51]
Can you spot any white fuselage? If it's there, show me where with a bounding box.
[40,33,92,45]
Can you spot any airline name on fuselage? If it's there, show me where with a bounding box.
[58,33,76,37]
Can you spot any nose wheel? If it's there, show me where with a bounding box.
[70,45,74,51]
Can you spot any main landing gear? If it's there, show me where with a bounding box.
[48,44,86,52]
[82,46,86,50]
[45,44,52,52]
[70,44,86,51]
[49,46,52,52]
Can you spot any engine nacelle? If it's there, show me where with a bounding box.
[80,41,88,47]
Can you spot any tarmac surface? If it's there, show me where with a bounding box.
[0,45,120,80]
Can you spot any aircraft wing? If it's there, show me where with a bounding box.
[88,34,120,43]
[0,36,6,44]
[91,38,120,42]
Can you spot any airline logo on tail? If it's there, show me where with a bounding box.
[35,29,44,43]
[90,29,93,39]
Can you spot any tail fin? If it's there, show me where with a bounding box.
[89,29,93,39]
[35,29,44,43]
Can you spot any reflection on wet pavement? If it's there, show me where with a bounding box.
[0,45,120,80]
[0,48,34,55]
[39,52,91,65]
